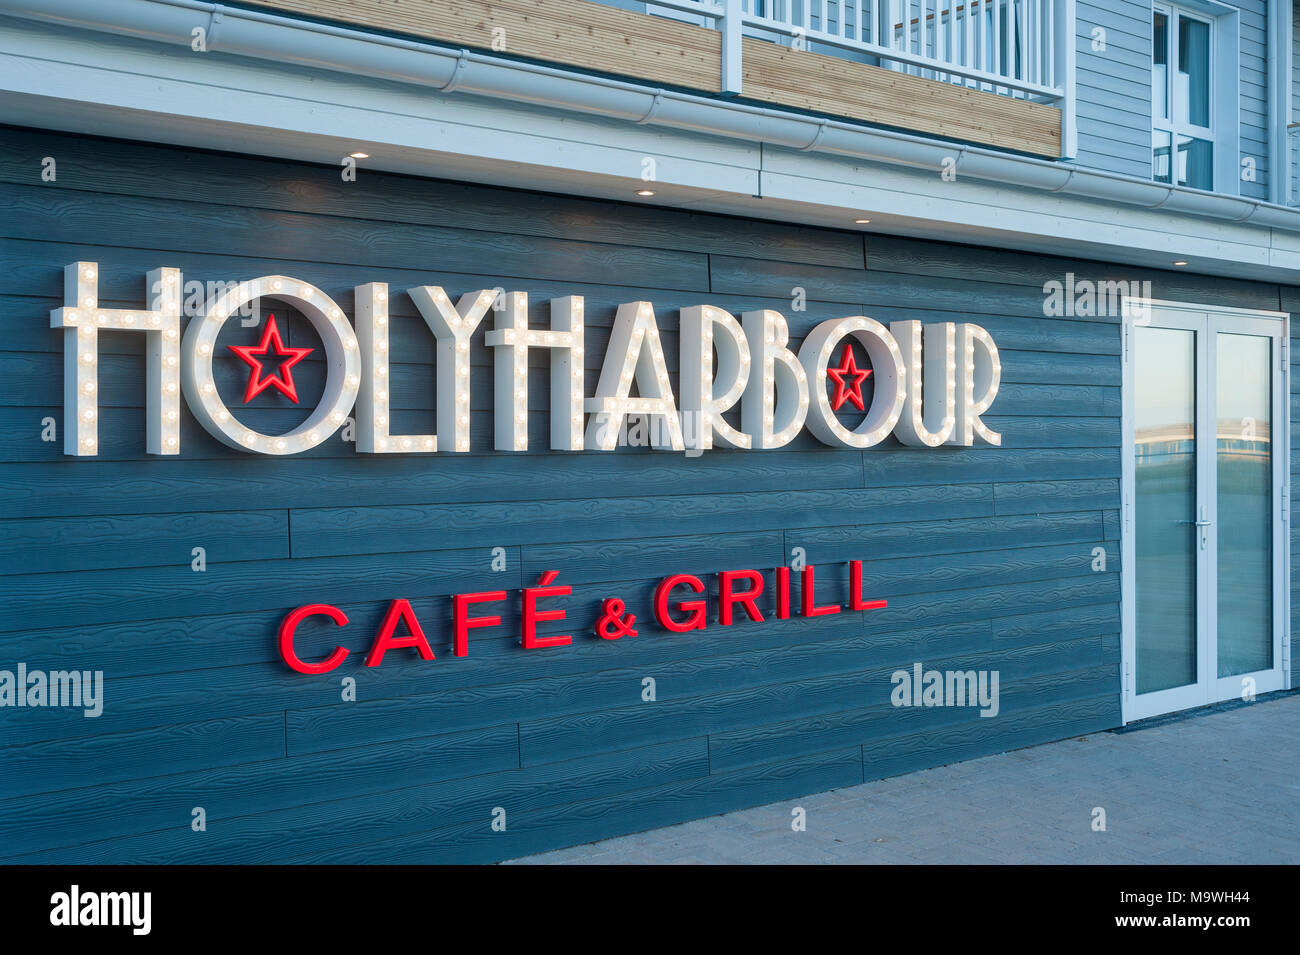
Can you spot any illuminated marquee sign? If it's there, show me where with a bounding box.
[52,264,1002,457]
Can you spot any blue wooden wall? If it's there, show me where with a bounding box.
[1075,0,1153,178]
[1234,0,1271,201]
[0,126,1291,863]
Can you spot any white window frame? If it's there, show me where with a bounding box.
[1150,0,1241,194]
[1152,2,1215,189]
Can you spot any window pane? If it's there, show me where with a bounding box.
[1153,128,1173,183]
[1178,16,1210,128]
[1175,134,1213,189]
[1153,12,1169,121]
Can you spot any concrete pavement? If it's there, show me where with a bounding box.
[505,691,1300,864]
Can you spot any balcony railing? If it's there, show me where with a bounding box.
[642,0,1071,105]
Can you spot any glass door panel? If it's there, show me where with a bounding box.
[1134,326,1199,694]
[1215,333,1273,677]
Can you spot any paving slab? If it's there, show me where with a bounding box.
[505,692,1300,864]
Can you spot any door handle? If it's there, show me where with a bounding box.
[1178,506,1213,549]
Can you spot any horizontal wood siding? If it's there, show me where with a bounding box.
[739,39,1061,155]
[1236,0,1269,200]
[0,125,1286,863]
[1294,8,1300,130]
[1073,0,1152,178]
[246,0,726,92]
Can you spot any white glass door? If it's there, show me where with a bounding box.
[1121,302,1288,722]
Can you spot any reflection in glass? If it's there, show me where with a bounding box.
[1153,12,1168,120]
[1153,131,1213,190]
[1153,129,1173,184]
[1134,327,1198,694]
[1216,334,1272,677]
[1177,16,1210,128]
[1176,135,1213,190]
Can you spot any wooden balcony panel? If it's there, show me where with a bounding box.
[243,0,725,92]
[742,39,1062,155]
[241,0,1062,157]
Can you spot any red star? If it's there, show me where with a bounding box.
[826,343,871,412]
[228,314,313,404]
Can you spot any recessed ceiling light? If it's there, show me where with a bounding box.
[635,189,656,197]
[349,151,370,159]
[1172,260,1188,266]
[855,218,871,224]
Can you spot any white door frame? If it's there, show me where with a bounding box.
[1120,297,1291,724]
